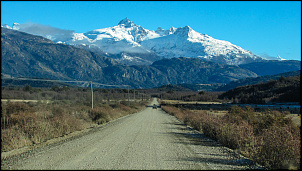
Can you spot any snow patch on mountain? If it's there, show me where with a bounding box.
[60,18,162,56]
[277,55,286,60]
[3,18,268,65]
[12,23,21,30]
[1,24,12,29]
[259,53,286,61]
[141,25,262,65]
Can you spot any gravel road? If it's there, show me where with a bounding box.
[2,98,260,170]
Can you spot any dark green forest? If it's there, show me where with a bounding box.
[218,75,300,104]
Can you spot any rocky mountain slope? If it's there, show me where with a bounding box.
[239,60,301,76]
[1,28,119,82]
[5,18,266,66]
[1,28,261,89]
[150,57,257,84]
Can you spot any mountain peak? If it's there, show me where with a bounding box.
[118,18,136,28]
[12,22,20,30]
[174,25,193,36]
[169,27,177,32]
[156,27,164,31]
[184,25,192,29]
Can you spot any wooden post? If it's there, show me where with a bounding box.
[133,90,135,102]
[2,116,4,129]
[91,81,93,109]
[128,85,130,106]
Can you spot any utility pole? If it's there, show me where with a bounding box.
[91,81,93,109]
[128,85,130,106]
[133,90,135,102]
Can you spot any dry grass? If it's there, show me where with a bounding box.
[286,114,301,127]
[161,104,301,170]
[1,100,149,153]
[160,99,222,105]
[192,109,228,117]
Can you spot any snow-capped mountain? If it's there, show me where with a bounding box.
[141,25,264,65]
[4,18,267,65]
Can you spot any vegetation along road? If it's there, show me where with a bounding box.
[2,98,260,170]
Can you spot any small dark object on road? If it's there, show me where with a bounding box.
[153,104,157,109]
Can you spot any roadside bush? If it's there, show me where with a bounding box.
[51,113,85,136]
[88,102,145,125]
[200,115,221,141]
[256,125,301,169]
[161,105,186,120]
[1,125,32,151]
[222,106,300,169]
[161,104,301,170]
[226,106,256,124]
[5,102,34,116]
[51,104,68,117]
[217,119,254,150]
[253,109,293,135]
[183,110,205,131]
[89,106,112,124]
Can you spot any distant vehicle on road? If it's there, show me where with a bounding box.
[153,104,157,109]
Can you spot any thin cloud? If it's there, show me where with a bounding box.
[17,22,75,41]
[259,53,277,60]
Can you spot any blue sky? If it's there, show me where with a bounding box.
[1,1,301,61]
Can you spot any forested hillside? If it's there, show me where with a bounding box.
[218,75,300,104]
[216,70,301,91]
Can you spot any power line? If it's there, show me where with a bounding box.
[4,77,151,109]
[6,77,129,88]
[4,77,153,109]
[4,77,131,109]
[8,77,88,83]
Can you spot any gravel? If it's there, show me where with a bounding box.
[1,98,262,170]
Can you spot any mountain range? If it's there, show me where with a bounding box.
[1,19,301,89]
[4,18,271,66]
[1,27,264,89]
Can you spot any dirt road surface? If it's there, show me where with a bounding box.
[1,98,260,170]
